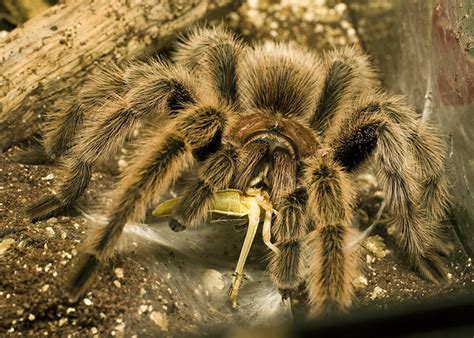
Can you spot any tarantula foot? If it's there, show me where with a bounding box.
[434,238,455,257]
[168,218,187,232]
[322,299,345,318]
[278,282,307,300]
[26,195,71,222]
[279,288,293,300]
[67,253,101,303]
[309,299,346,319]
[413,251,450,285]
[11,144,53,165]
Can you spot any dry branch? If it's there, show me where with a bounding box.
[0,0,240,151]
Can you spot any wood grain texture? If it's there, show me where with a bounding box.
[0,0,240,150]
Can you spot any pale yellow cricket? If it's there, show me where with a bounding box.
[152,188,280,308]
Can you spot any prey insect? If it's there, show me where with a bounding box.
[153,188,279,308]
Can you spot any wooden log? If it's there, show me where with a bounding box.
[0,0,240,151]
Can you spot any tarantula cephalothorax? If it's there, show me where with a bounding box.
[26,27,451,316]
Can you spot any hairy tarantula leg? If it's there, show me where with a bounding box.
[305,151,361,316]
[26,62,199,221]
[330,95,450,283]
[68,103,228,301]
[411,123,451,229]
[309,46,379,132]
[11,136,53,165]
[375,125,448,283]
[229,197,261,308]
[45,63,129,161]
[269,188,309,292]
[68,133,194,300]
[267,147,308,293]
[378,98,452,281]
[170,143,239,230]
[381,98,451,252]
[173,26,245,106]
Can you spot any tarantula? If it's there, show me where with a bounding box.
[26,27,451,316]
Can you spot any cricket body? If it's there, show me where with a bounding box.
[26,26,451,316]
[153,188,279,307]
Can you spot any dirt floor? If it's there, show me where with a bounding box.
[0,150,198,336]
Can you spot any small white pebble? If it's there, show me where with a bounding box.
[364,235,389,258]
[334,3,347,15]
[354,275,368,289]
[83,298,93,306]
[0,238,15,256]
[61,231,67,239]
[58,318,68,327]
[46,217,57,225]
[41,173,55,180]
[114,268,124,279]
[113,280,121,288]
[447,273,453,279]
[91,327,98,334]
[66,307,76,314]
[45,227,55,237]
[115,323,125,333]
[139,304,148,314]
[370,286,386,300]
[41,284,50,293]
[366,254,375,264]
[28,314,36,321]
[44,263,52,272]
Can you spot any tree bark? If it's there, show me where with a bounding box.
[0,0,240,151]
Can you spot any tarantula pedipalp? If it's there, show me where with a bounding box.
[26,27,451,316]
